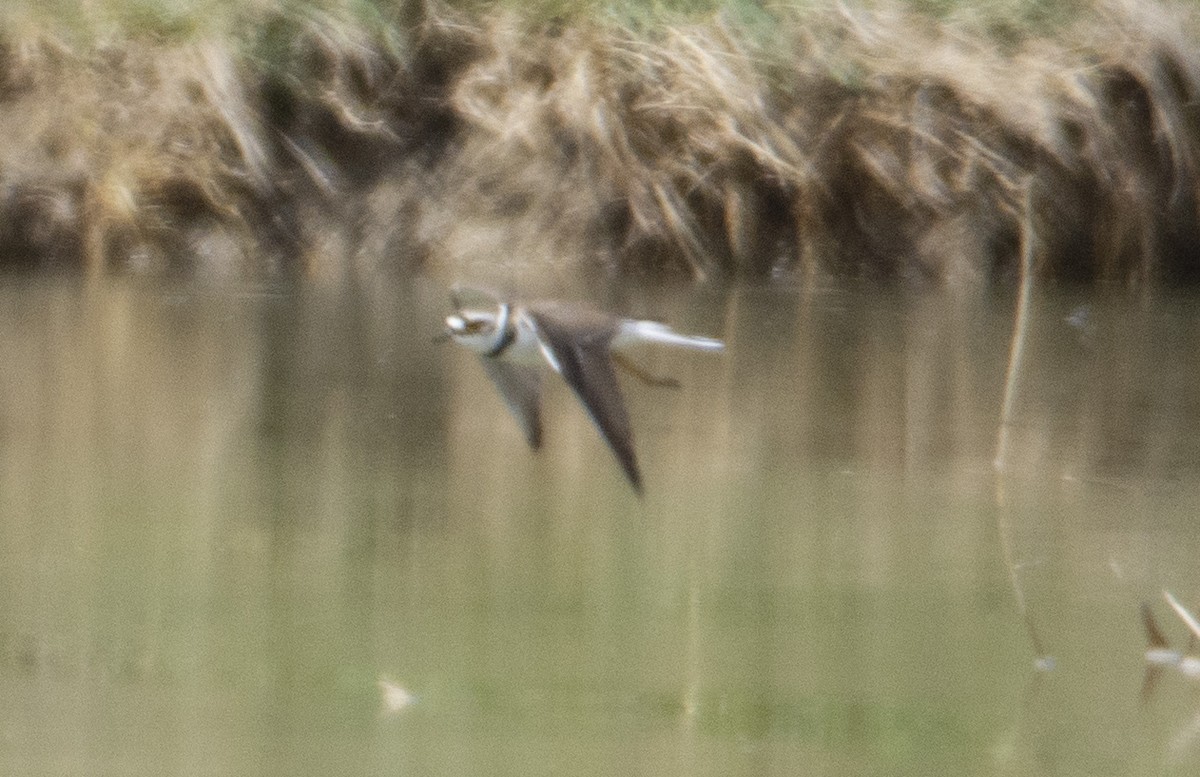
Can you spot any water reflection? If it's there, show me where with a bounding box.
[0,273,1199,775]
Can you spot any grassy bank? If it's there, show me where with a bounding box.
[1,0,1198,285]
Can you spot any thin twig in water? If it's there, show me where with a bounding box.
[994,182,1050,669]
[1164,590,1200,642]
[995,181,1036,471]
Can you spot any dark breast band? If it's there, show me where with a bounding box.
[485,304,517,358]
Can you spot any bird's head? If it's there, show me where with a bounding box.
[441,287,512,355]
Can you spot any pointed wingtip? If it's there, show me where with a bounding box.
[621,459,644,497]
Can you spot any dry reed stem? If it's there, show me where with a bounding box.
[992,180,1051,668]
[1164,590,1200,643]
[994,180,1036,471]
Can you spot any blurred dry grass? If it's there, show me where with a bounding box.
[1,0,1200,284]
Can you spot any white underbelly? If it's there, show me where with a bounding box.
[502,320,549,367]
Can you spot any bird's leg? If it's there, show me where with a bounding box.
[612,353,681,389]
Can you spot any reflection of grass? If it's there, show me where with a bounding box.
[2,1,1200,284]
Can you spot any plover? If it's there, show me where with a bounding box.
[442,287,724,494]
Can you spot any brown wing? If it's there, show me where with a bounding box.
[480,359,543,449]
[525,304,642,495]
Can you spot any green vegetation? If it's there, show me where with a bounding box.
[1,0,1099,43]
[1,0,1199,283]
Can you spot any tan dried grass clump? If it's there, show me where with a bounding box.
[0,0,1199,285]
[433,0,1200,284]
[442,13,811,280]
[0,35,279,273]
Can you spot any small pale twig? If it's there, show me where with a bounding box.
[1164,590,1200,642]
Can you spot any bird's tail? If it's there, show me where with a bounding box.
[616,320,725,351]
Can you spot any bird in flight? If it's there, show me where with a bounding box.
[441,287,724,494]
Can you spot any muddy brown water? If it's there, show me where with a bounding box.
[1,271,1199,776]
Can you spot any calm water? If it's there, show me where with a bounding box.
[2,272,1200,776]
